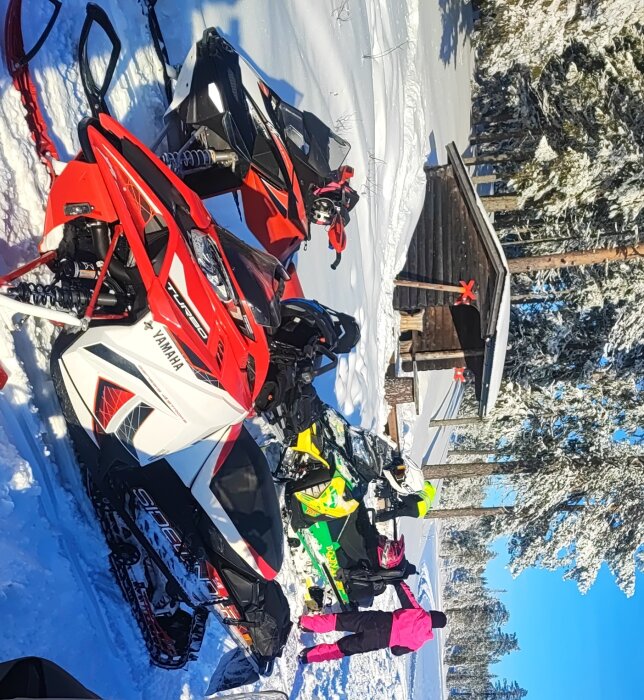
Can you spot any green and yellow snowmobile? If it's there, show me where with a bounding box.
[278,411,414,610]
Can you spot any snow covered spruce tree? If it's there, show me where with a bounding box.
[452,0,644,599]
[472,3,644,260]
[448,351,643,595]
[440,521,525,697]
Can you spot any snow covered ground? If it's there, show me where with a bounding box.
[0,1,473,698]
[399,370,465,700]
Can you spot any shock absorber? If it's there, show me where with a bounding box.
[8,282,120,311]
[160,149,237,173]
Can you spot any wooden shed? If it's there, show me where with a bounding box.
[393,143,510,417]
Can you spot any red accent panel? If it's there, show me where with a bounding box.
[204,562,230,599]
[0,362,9,390]
[43,160,118,240]
[247,544,278,581]
[240,170,304,264]
[94,378,135,433]
[282,263,304,299]
[212,423,243,477]
[97,114,211,230]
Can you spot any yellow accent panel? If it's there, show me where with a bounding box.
[295,475,359,518]
[291,427,330,469]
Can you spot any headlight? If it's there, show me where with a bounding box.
[190,229,232,303]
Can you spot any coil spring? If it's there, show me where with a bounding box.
[9,282,92,311]
[160,149,217,173]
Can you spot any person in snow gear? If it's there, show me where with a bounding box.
[297,581,447,663]
[375,480,437,523]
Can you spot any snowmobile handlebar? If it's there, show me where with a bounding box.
[78,3,122,118]
[11,0,62,70]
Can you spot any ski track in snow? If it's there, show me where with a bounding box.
[0,1,472,698]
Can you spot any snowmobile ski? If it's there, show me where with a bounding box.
[205,648,260,696]
[205,687,288,700]
[4,0,62,181]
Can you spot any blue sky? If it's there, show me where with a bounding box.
[486,541,644,699]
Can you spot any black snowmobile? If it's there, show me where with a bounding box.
[290,500,416,610]
[143,11,360,268]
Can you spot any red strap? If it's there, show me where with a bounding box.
[453,367,467,382]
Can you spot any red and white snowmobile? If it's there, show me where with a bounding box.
[0,110,296,673]
[142,15,360,270]
[1,3,359,682]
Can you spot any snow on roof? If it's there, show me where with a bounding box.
[445,143,510,417]
[481,273,511,417]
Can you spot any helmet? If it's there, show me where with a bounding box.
[377,534,406,570]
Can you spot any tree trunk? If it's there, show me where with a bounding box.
[480,194,519,212]
[384,376,414,405]
[463,152,530,166]
[508,243,644,273]
[429,416,483,427]
[426,506,514,519]
[470,129,527,145]
[423,461,538,480]
[511,292,563,305]
[502,234,576,248]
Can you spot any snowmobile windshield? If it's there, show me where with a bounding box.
[217,227,284,330]
[271,99,351,181]
[209,428,284,578]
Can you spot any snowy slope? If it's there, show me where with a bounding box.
[0,1,473,698]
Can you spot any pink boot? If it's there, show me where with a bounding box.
[299,613,338,633]
[300,642,344,664]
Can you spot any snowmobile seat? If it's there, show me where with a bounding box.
[209,428,284,578]
[330,502,380,570]
[337,554,416,607]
